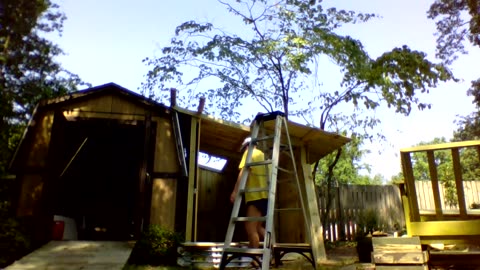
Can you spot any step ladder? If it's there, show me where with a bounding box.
[219,111,310,270]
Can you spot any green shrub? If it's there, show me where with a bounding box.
[0,178,32,268]
[356,208,384,236]
[127,225,183,266]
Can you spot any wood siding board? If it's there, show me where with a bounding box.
[150,178,177,230]
[451,148,467,217]
[153,116,180,172]
[401,152,420,222]
[427,151,443,218]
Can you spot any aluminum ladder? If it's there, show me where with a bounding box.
[219,111,309,270]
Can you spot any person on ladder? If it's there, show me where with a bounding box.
[230,137,269,249]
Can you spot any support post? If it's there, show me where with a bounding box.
[185,117,198,241]
[300,146,327,266]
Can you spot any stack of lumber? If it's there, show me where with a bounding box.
[371,237,428,270]
[177,242,252,268]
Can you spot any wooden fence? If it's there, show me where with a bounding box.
[317,184,405,242]
[415,180,480,211]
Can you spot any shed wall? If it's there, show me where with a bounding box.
[15,93,185,239]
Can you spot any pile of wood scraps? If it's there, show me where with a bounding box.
[371,236,429,270]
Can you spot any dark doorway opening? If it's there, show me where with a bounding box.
[52,119,145,241]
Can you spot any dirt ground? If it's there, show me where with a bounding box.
[277,244,365,270]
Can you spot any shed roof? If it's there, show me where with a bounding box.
[10,83,350,169]
[175,108,350,163]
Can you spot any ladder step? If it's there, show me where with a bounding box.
[246,160,272,167]
[232,216,267,222]
[278,167,294,174]
[223,247,265,255]
[241,187,269,193]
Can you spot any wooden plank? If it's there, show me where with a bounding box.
[451,148,468,218]
[401,152,420,222]
[372,236,421,250]
[426,151,443,218]
[300,146,327,266]
[398,184,412,237]
[186,117,198,241]
[410,219,480,236]
[400,140,480,153]
[111,94,145,115]
[375,266,428,270]
[372,250,428,264]
[194,119,201,241]
[150,178,177,230]
[153,116,180,172]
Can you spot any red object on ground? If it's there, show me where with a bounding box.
[52,220,65,240]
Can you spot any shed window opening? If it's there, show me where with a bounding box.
[198,152,227,171]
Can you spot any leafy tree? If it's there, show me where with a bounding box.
[315,133,373,186]
[0,0,85,175]
[144,0,453,128]
[428,0,480,64]
[0,0,85,266]
[428,1,480,140]
[145,0,454,242]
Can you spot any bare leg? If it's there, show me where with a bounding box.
[245,204,262,248]
[257,223,265,241]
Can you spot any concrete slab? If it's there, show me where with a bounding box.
[5,241,134,270]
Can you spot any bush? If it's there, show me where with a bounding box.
[0,177,32,268]
[356,208,383,236]
[127,225,183,266]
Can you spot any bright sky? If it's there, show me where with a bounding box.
[51,0,478,180]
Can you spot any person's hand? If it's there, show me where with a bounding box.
[230,191,236,203]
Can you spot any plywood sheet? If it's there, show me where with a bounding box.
[150,178,177,231]
[153,116,180,173]
[26,111,55,168]
[62,94,114,113]
[111,94,146,115]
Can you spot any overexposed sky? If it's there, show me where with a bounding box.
[51,0,478,179]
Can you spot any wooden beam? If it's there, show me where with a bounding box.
[300,146,327,266]
[185,117,198,241]
[136,113,151,235]
[426,151,443,219]
[400,140,480,153]
[170,88,177,107]
[194,119,201,241]
[401,152,420,222]
[197,97,205,114]
[410,220,480,236]
[451,148,467,218]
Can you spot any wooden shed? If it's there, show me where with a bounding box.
[9,83,350,248]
